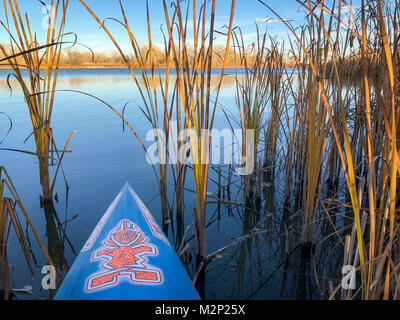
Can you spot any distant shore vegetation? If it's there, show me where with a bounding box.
[0,43,297,69]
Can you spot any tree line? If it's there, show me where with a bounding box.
[0,43,295,68]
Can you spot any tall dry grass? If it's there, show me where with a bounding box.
[1,0,399,300]
[78,0,235,269]
[257,0,399,299]
[1,111,52,300]
[0,0,73,202]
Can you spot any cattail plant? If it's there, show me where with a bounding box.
[259,0,400,299]
[0,2,75,293]
[78,0,182,227]
[79,0,236,268]
[0,0,72,205]
[231,27,271,202]
[161,0,236,265]
[1,113,52,298]
[230,25,287,222]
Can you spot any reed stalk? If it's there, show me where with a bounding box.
[231,27,284,202]
[259,0,400,299]
[0,0,71,202]
[78,0,184,226]
[0,166,53,299]
[161,0,236,263]
[79,0,235,266]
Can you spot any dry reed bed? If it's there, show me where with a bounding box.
[0,0,399,300]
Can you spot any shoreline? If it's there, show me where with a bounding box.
[0,64,296,70]
[0,64,245,70]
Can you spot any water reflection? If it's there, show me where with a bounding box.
[41,185,78,299]
[0,68,346,300]
[0,69,238,92]
[42,199,68,299]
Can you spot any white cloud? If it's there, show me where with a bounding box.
[255,17,281,24]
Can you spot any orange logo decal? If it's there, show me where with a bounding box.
[85,219,163,292]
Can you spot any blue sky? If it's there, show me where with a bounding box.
[0,0,360,54]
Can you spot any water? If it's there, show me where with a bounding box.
[0,68,314,300]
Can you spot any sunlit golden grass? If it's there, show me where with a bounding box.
[76,0,399,298]
[161,0,236,262]
[230,27,285,201]
[0,0,73,202]
[79,0,236,266]
[78,0,185,226]
[1,0,399,300]
[258,0,400,299]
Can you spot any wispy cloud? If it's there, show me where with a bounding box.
[233,16,289,29]
[255,17,280,24]
[254,17,289,24]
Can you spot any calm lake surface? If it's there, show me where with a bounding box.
[0,68,305,300]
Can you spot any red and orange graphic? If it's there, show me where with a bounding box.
[85,219,163,292]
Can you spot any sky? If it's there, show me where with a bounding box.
[0,0,361,54]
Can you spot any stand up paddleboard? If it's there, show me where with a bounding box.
[54,182,200,300]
